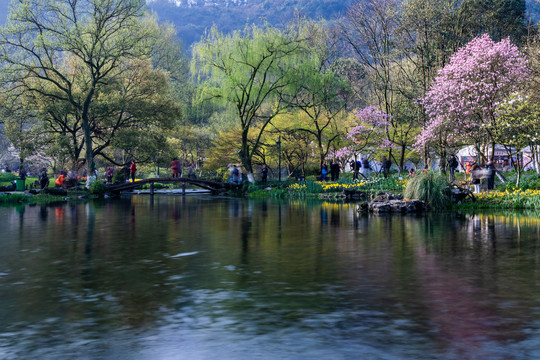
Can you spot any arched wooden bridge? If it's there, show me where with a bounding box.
[107,177,240,195]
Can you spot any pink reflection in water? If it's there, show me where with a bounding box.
[415,247,523,358]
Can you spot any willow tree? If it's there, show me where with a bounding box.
[286,21,354,169]
[192,23,312,182]
[0,0,155,177]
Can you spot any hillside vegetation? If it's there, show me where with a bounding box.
[147,0,353,46]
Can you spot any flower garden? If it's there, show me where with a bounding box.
[287,177,407,195]
[463,188,540,210]
[250,170,540,211]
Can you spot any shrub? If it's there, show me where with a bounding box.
[404,172,451,209]
[112,172,126,183]
[0,173,17,183]
[89,180,107,196]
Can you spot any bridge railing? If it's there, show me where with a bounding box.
[107,177,239,194]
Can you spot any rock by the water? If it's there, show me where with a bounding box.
[344,190,369,201]
[372,192,403,202]
[44,188,68,196]
[358,195,427,214]
[320,193,347,200]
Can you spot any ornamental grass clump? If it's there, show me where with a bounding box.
[404,172,451,209]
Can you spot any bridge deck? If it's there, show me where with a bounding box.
[107,177,240,194]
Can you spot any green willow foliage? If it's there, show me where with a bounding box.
[191,21,336,181]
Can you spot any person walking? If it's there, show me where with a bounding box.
[381,157,391,178]
[486,161,496,190]
[130,160,137,183]
[260,164,268,183]
[330,161,339,181]
[39,168,49,190]
[106,167,114,183]
[231,165,240,183]
[170,158,180,178]
[448,154,458,183]
[227,164,235,183]
[187,163,196,179]
[470,162,481,193]
[351,160,359,180]
[361,158,371,179]
[320,163,329,181]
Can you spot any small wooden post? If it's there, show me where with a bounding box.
[150,182,154,195]
[182,181,186,195]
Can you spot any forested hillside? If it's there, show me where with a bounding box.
[147,0,354,47]
[146,0,540,48]
[0,1,351,44]
[0,1,538,45]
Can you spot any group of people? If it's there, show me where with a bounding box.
[35,158,200,191]
[466,160,496,193]
[53,170,83,189]
[228,164,245,184]
[36,162,132,190]
[169,158,197,179]
[319,162,342,181]
[446,154,497,193]
[325,157,396,181]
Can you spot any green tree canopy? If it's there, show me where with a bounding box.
[0,0,176,178]
[191,22,316,182]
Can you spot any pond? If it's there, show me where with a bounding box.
[0,196,539,359]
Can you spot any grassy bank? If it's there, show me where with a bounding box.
[0,192,67,206]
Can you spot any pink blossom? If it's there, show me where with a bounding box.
[337,106,391,157]
[417,34,530,149]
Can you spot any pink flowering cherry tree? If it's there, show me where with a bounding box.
[333,106,391,175]
[418,34,530,163]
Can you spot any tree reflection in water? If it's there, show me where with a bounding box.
[0,199,538,359]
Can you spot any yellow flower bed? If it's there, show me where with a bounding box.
[287,178,408,193]
[476,189,540,199]
[288,183,307,191]
[318,182,366,192]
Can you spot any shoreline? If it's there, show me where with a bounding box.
[3,184,540,212]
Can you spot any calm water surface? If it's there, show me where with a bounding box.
[0,196,539,359]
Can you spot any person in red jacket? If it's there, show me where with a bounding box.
[130,160,137,182]
[170,158,181,178]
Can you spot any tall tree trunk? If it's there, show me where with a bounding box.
[18,157,24,174]
[240,129,255,183]
[83,116,94,178]
[399,144,406,172]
